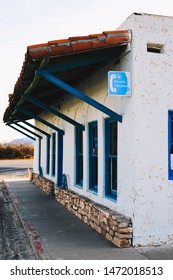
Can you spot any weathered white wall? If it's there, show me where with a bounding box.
[33,13,173,246]
[117,13,173,245]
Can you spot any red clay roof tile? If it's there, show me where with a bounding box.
[50,45,73,56]
[91,40,106,48]
[89,33,105,38]
[27,29,131,59]
[48,39,70,45]
[68,35,91,41]
[72,42,92,52]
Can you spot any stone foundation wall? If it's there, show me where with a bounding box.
[31,173,133,247]
[31,173,54,195]
[55,187,132,247]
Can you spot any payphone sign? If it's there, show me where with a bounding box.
[108,71,131,96]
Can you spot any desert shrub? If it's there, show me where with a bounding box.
[0,143,34,159]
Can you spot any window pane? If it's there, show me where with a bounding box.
[89,122,98,191]
[92,156,98,188]
[77,155,83,184]
[52,133,56,176]
[79,130,83,154]
[76,128,83,186]
[46,136,50,174]
[92,125,98,155]
[172,120,173,142]
[109,157,117,191]
[109,121,117,155]
[105,119,118,198]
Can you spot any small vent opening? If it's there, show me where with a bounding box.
[147,43,164,54]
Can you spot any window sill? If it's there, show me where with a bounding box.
[105,194,117,202]
[88,188,98,195]
[75,184,83,189]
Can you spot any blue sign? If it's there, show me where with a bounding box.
[108,71,131,96]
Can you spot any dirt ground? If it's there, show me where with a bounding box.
[0,181,37,260]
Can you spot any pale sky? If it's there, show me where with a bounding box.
[0,0,172,142]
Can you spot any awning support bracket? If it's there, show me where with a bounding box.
[16,105,64,135]
[11,122,42,139]
[19,120,51,137]
[7,124,36,141]
[36,71,122,122]
[8,119,51,137]
[23,95,85,131]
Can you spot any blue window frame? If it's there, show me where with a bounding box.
[52,133,56,177]
[89,121,98,192]
[105,118,118,200]
[38,138,42,175]
[168,111,173,179]
[46,136,50,174]
[75,127,83,187]
[57,133,63,186]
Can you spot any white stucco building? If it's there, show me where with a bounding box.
[4,12,173,247]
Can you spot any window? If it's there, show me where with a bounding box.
[75,128,83,187]
[52,133,56,177]
[105,118,118,199]
[89,121,98,192]
[46,136,50,174]
[168,111,173,179]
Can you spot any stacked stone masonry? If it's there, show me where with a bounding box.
[31,173,54,195]
[31,173,133,248]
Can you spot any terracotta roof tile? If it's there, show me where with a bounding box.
[89,33,105,38]
[91,40,106,48]
[71,41,92,52]
[27,29,131,59]
[48,39,70,45]
[106,36,129,46]
[68,35,91,41]
[50,45,73,56]
[103,30,129,35]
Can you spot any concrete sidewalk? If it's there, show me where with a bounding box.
[4,178,173,260]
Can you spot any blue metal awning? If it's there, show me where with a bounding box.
[7,124,36,141]
[16,106,64,135]
[23,95,85,130]
[4,31,131,124]
[19,120,51,137]
[36,70,122,122]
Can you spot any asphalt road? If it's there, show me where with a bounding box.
[0,159,33,180]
